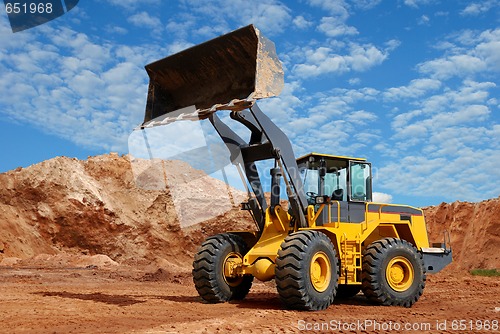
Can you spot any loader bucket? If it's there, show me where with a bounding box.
[142,24,284,126]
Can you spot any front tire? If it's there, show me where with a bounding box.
[275,231,339,310]
[192,233,253,303]
[361,237,426,307]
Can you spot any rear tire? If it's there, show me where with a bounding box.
[275,231,339,310]
[192,233,253,303]
[361,237,426,307]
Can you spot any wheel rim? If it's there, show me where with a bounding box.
[223,252,243,287]
[309,251,331,292]
[386,256,414,292]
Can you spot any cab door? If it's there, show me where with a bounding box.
[348,161,372,222]
[325,168,348,223]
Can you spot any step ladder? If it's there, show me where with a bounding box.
[340,233,362,284]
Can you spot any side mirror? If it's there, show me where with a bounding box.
[319,167,326,177]
[315,195,331,205]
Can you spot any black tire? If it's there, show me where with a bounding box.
[275,231,339,311]
[336,284,361,299]
[192,233,253,303]
[361,237,426,307]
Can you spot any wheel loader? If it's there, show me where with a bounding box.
[137,25,452,310]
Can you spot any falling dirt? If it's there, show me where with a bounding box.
[0,154,498,333]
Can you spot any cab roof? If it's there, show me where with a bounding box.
[296,152,366,163]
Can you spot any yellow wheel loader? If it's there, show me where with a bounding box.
[138,25,452,310]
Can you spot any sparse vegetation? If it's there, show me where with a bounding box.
[470,269,500,277]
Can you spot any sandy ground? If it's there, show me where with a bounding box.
[1,266,498,334]
[1,155,499,333]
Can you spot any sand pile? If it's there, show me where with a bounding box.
[0,154,498,272]
[0,154,253,269]
[424,197,500,270]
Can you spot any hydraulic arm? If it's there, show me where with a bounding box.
[209,105,308,229]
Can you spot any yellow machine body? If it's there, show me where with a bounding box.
[232,153,430,285]
[235,202,429,284]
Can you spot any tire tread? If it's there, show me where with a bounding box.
[361,237,426,307]
[275,231,339,311]
[192,233,253,303]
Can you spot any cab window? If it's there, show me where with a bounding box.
[301,168,319,204]
[325,168,347,201]
[350,162,372,201]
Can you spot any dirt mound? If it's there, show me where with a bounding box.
[0,154,253,269]
[423,197,500,270]
[0,153,498,273]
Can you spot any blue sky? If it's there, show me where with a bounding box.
[0,0,498,207]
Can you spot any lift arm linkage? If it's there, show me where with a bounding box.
[210,103,308,229]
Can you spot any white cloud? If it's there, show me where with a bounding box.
[476,32,500,71]
[346,110,377,125]
[308,0,358,38]
[178,0,292,35]
[385,39,401,52]
[349,43,387,71]
[417,15,430,25]
[68,70,105,96]
[418,55,486,80]
[308,0,350,18]
[351,0,382,10]
[403,0,433,8]
[293,43,388,78]
[193,25,229,38]
[165,15,197,39]
[166,40,195,54]
[106,0,160,10]
[373,192,392,203]
[288,114,330,134]
[293,15,314,29]
[418,28,500,79]
[390,80,495,132]
[312,87,380,111]
[378,148,500,202]
[349,78,361,85]
[127,12,162,29]
[384,78,442,101]
[247,82,381,158]
[250,2,291,33]
[427,80,494,112]
[460,1,498,16]
[318,16,358,37]
[434,11,449,17]
[279,86,381,157]
[377,76,499,202]
[105,25,128,35]
[0,23,164,151]
[259,81,303,124]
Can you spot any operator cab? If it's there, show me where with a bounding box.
[297,153,373,224]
